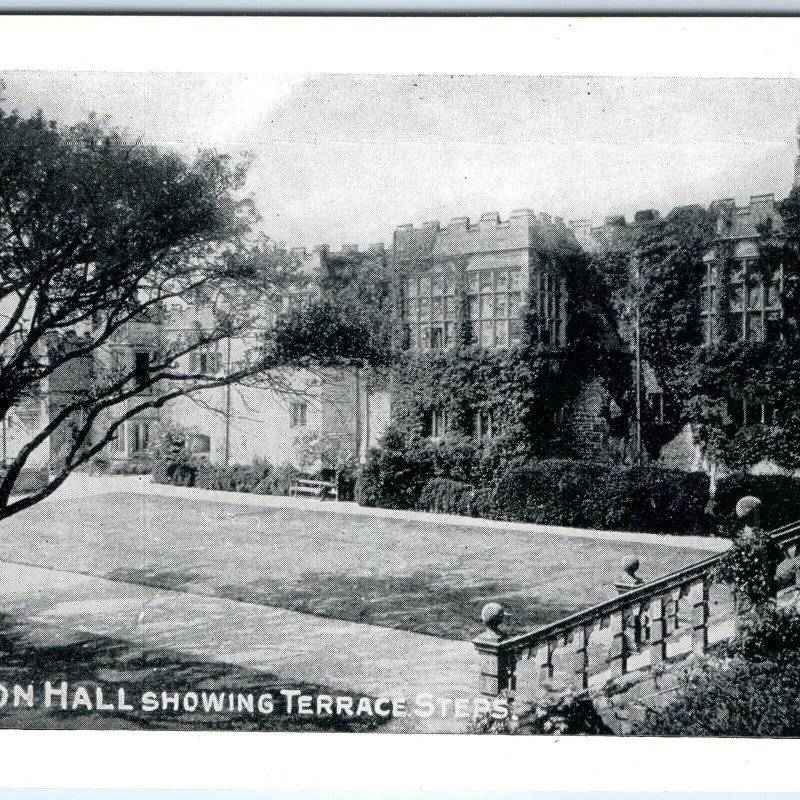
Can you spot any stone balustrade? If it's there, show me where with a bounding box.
[473,501,800,701]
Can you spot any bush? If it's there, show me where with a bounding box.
[639,658,800,736]
[728,606,800,663]
[151,424,196,486]
[466,487,495,519]
[714,472,800,533]
[418,477,474,514]
[355,427,433,509]
[108,460,152,475]
[474,691,611,735]
[193,459,300,495]
[715,528,780,608]
[425,436,481,484]
[601,466,710,535]
[491,460,709,534]
[358,434,711,535]
[152,423,301,497]
[491,459,606,528]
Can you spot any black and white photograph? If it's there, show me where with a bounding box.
[4,19,800,746]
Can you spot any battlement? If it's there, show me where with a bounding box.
[393,208,572,260]
[712,193,780,239]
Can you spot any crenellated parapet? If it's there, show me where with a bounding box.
[394,209,574,263]
[711,193,781,242]
[569,210,661,254]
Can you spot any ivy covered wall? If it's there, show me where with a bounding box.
[388,235,632,461]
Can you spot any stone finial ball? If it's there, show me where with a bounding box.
[622,555,640,576]
[481,602,505,628]
[736,495,762,521]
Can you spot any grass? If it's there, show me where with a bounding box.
[0,614,384,731]
[2,492,711,640]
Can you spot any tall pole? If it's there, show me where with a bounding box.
[224,336,231,467]
[354,367,362,464]
[634,255,643,466]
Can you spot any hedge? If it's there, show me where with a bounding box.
[491,460,710,535]
[358,435,713,534]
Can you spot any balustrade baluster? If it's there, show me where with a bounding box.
[649,595,666,666]
[689,578,709,655]
[609,609,626,677]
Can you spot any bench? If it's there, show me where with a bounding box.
[289,478,337,500]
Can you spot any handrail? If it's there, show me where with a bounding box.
[492,518,800,654]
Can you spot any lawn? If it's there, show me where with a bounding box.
[0,614,383,732]
[2,492,711,640]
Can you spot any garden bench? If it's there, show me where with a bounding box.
[289,478,337,500]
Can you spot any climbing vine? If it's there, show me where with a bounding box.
[390,241,631,460]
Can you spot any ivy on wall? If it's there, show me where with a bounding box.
[612,187,800,471]
[389,241,631,459]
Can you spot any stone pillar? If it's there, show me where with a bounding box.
[736,495,762,537]
[472,602,515,697]
[614,555,644,595]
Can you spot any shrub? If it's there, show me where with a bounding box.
[722,416,800,472]
[418,477,474,514]
[715,528,780,608]
[263,462,301,496]
[466,487,495,519]
[359,438,711,534]
[474,691,610,735]
[638,658,800,736]
[491,459,606,528]
[600,466,710,535]
[728,606,800,663]
[425,436,482,484]
[714,472,800,533]
[355,427,433,509]
[490,460,709,534]
[108,460,152,475]
[151,425,196,487]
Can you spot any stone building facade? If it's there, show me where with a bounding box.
[392,209,626,459]
[701,194,784,349]
[395,210,568,352]
[161,244,391,470]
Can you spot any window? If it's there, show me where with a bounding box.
[191,349,222,374]
[407,268,458,351]
[134,352,150,386]
[431,408,448,438]
[534,269,564,346]
[465,267,523,349]
[474,410,494,441]
[290,401,307,428]
[109,423,125,453]
[648,392,664,424]
[727,398,776,430]
[129,421,150,453]
[765,312,781,342]
[187,432,211,455]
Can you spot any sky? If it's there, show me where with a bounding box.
[3,72,800,251]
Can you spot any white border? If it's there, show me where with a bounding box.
[0,16,797,77]
[2,15,800,792]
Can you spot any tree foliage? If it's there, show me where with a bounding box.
[0,107,310,518]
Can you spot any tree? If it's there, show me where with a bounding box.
[0,107,307,520]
